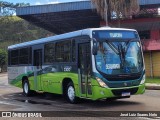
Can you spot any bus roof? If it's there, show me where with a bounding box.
[8,27,136,50]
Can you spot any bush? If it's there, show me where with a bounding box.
[0,49,7,72]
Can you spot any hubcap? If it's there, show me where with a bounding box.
[24,82,28,94]
[68,86,75,101]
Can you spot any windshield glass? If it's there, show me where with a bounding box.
[95,41,143,75]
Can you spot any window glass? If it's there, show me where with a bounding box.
[56,40,71,62]
[8,51,11,65]
[29,47,32,64]
[11,50,18,58]
[44,43,55,63]
[95,42,143,75]
[10,47,31,65]
[19,48,29,64]
[11,49,19,65]
[72,40,76,62]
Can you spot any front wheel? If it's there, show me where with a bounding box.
[22,80,34,96]
[66,82,78,104]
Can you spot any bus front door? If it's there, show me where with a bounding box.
[78,43,92,98]
[33,49,42,91]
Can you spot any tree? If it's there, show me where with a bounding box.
[0,16,53,50]
[0,1,53,72]
[91,0,140,26]
[0,49,7,72]
[0,1,30,16]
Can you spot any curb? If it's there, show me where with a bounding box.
[145,83,160,90]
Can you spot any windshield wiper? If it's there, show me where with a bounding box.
[106,41,119,55]
[123,39,139,54]
[105,39,139,68]
[118,43,125,68]
[106,41,125,68]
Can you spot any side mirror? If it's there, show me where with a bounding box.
[92,39,98,55]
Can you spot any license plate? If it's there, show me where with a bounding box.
[122,92,130,97]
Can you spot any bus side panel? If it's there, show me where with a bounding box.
[31,64,79,94]
[8,66,34,88]
[28,74,35,90]
[40,72,78,94]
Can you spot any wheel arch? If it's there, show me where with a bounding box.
[62,77,74,95]
[22,76,29,85]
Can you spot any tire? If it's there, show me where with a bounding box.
[65,82,78,104]
[22,80,34,97]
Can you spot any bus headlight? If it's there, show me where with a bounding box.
[96,77,108,88]
[140,74,145,85]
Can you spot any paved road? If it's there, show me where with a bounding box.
[0,74,160,120]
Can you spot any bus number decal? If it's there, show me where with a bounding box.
[64,66,72,72]
[106,64,120,69]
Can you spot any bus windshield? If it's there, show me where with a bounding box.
[93,30,143,75]
[95,41,143,75]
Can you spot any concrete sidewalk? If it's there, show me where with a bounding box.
[145,83,160,90]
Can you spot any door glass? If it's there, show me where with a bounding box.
[33,49,42,90]
[86,44,92,95]
[78,43,92,96]
[79,45,86,94]
[34,50,42,69]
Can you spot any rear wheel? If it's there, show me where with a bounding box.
[22,80,35,96]
[66,82,78,104]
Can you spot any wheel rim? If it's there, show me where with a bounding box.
[67,86,75,101]
[24,82,28,94]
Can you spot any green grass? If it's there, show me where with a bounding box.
[146,77,160,84]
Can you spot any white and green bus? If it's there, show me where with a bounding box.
[8,27,145,103]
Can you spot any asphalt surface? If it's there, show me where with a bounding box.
[0,73,160,120]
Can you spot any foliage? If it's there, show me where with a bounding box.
[146,78,160,84]
[0,1,53,72]
[0,1,53,50]
[0,1,30,16]
[0,49,7,72]
[91,0,140,21]
[0,16,53,50]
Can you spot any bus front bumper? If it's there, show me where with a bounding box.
[91,84,145,100]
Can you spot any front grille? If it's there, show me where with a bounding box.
[99,72,142,81]
[111,87,138,96]
[106,75,140,81]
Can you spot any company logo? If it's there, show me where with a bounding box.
[1,112,42,118]
[2,112,11,117]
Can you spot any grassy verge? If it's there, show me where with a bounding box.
[146,77,160,84]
